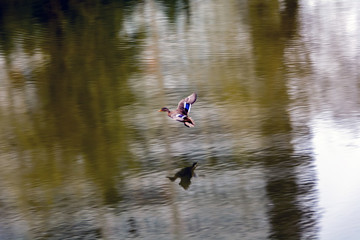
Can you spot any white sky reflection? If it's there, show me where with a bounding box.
[312,113,360,240]
[298,1,360,239]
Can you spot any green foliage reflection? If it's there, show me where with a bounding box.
[0,0,143,207]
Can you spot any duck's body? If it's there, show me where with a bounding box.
[159,92,197,127]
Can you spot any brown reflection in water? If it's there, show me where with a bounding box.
[0,0,322,239]
[0,1,143,238]
[249,0,318,239]
[146,1,183,237]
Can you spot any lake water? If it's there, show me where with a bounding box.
[0,0,359,239]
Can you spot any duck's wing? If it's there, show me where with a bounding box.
[176,92,197,115]
[183,117,195,127]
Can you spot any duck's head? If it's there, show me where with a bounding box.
[192,162,198,169]
[158,107,170,113]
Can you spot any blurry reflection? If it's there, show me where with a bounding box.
[167,162,197,190]
[248,0,317,239]
[127,217,139,238]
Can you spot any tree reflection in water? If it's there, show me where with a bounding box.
[3,0,359,239]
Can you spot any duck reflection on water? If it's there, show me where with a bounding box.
[167,162,198,190]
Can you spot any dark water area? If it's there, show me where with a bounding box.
[0,0,360,239]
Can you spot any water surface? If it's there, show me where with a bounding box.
[0,0,359,239]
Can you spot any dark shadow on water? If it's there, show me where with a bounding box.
[127,217,140,238]
[156,0,191,25]
[167,162,197,190]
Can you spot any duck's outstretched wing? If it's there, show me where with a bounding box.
[176,92,197,115]
[183,117,195,127]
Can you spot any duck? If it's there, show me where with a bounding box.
[158,92,197,127]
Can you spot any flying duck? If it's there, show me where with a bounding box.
[158,92,197,127]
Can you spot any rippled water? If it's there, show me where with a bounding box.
[0,0,359,239]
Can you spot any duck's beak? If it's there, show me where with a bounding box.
[158,109,162,112]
